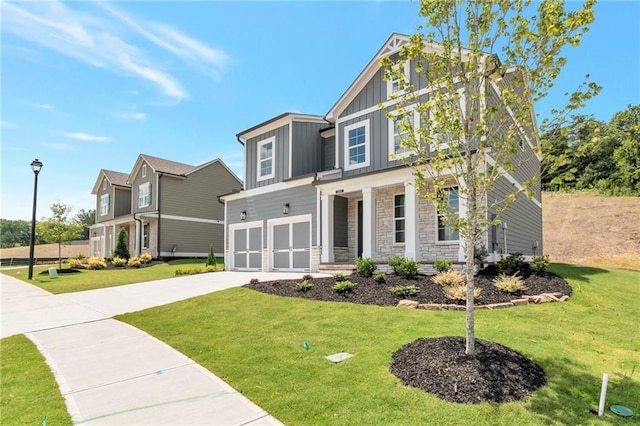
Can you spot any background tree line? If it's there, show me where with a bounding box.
[542,104,639,195]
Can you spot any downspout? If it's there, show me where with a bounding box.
[157,173,162,259]
[236,135,245,146]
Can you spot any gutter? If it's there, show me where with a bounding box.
[236,135,245,146]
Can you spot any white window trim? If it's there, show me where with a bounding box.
[256,137,275,182]
[393,192,406,245]
[100,193,109,216]
[343,119,370,171]
[138,182,151,208]
[388,105,419,161]
[436,187,460,242]
[142,223,150,249]
[386,61,410,99]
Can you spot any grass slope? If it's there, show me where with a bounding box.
[0,335,72,425]
[119,264,639,425]
[543,192,640,270]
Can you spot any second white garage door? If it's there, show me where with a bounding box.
[269,215,311,271]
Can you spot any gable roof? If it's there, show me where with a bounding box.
[128,154,196,183]
[236,112,326,141]
[91,169,131,194]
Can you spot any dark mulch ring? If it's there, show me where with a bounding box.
[245,270,572,307]
[390,336,547,404]
[101,260,166,270]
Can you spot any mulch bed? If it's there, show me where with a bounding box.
[245,268,569,404]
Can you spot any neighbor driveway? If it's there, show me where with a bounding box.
[1,271,322,425]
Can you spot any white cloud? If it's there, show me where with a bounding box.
[112,112,148,120]
[56,131,110,142]
[0,1,230,102]
[45,142,74,151]
[34,103,55,109]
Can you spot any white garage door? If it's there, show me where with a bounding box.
[270,217,311,271]
[232,225,262,270]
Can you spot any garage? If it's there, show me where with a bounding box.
[231,223,262,271]
[269,215,311,271]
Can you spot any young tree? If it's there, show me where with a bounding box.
[113,227,130,259]
[74,209,96,240]
[382,0,599,355]
[37,202,83,269]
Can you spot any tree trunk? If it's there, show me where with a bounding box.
[58,238,62,270]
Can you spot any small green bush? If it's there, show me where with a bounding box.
[396,258,419,279]
[374,272,386,284]
[205,265,216,272]
[75,254,86,261]
[302,274,313,281]
[333,272,348,282]
[493,274,527,293]
[444,285,482,301]
[113,227,130,259]
[389,285,419,298]
[294,280,314,292]
[432,270,466,287]
[111,256,127,267]
[206,245,217,268]
[127,256,141,268]
[249,278,260,285]
[530,254,550,275]
[355,257,376,277]
[388,255,403,275]
[175,266,203,276]
[104,255,114,262]
[67,258,83,269]
[434,259,452,273]
[497,252,526,275]
[140,253,152,264]
[333,280,357,294]
[86,257,106,270]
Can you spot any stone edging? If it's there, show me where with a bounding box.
[397,292,569,310]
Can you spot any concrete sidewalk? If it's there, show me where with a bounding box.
[2,271,323,425]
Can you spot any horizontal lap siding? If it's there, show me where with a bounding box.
[246,125,289,190]
[160,219,224,255]
[226,184,317,248]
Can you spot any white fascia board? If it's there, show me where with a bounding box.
[221,176,316,202]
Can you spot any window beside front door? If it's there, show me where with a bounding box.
[142,223,150,249]
[437,187,460,241]
[394,194,405,244]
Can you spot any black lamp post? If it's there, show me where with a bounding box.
[28,159,43,280]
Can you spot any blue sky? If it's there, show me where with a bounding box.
[1,1,638,221]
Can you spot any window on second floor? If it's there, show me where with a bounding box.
[387,61,410,99]
[388,107,419,160]
[142,164,147,178]
[437,187,460,241]
[344,119,370,171]
[102,178,107,190]
[138,182,151,208]
[394,193,405,244]
[257,137,275,181]
[100,193,109,216]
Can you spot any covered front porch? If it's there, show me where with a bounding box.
[317,168,466,269]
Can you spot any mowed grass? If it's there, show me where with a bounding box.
[119,264,640,425]
[0,335,72,425]
[1,258,222,294]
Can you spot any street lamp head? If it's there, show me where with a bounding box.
[30,158,43,174]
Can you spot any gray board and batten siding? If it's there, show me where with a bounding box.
[226,184,318,248]
[334,195,349,247]
[322,135,335,171]
[291,121,325,177]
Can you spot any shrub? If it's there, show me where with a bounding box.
[389,285,419,298]
[493,274,527,293]
[333,272,348,282]
[388,255,403,275]
[249,278,260,285]
[497,252,526,275]
[355,257,376,277]
[206,245,217,268]
[333,280,356,294]
[432,270,466,287]
[205,265,216,272]
[444,285,482,301]
[104,255,114,262]
[475,244,489,268]
[75,254,86,261]
[374,272,386,284]
[140,253,152,264]
[111,256,127,267]
[302,274,313,281]
[294,280,314,292]
[530,254,550,275]
[127,256,141,268]
[175,266,202,276]
[86,257,107,270]
[113,227,130,259]
[67,258,84,269]
[396,258,419,279]
[434,259,452,273]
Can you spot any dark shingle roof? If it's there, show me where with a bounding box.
[140,154,196,176]
[102,169,130,187]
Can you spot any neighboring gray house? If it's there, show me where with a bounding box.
[221,33,542,273]
[90,154,242,259]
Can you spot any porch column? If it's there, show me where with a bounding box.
[362,187,376,259]
[404,180,418,260]
[134,222,141,257]
[321,193,335,263]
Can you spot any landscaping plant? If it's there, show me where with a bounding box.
[432,270,466,287]
[113,227,130,259]
[433,259,452,273]
[293,280,313,292]
[355,257,376,277]
[444,285,481,301]
[530,255,550,275]
[333,280,357,294]
[388,284,419,298]
[493,274,527,294]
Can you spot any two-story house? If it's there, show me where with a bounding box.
[221,33,543,273]
[90,154,242,259]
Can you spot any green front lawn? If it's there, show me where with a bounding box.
[0,335,72,425]
[1,258,223,294]
[119,264,640,425]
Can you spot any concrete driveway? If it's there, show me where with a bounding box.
[1,271,322,425]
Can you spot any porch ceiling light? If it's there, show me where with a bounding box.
[283,203,290,214]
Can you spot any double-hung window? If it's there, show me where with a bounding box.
[142,223,150,249]
[100,193,109,216]
[344,119,370,171]
[387,61,410,98]
[388,107,418,160]
[437,187,459,241]
[394,194,406,244]
[257,137,275,181]
[138,182,151,208]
